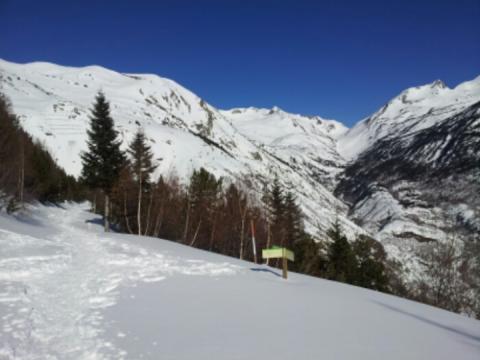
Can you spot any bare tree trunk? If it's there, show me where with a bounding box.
[209,211,218,251]
[92,192,97,213]
[144,187,154,236]
[182,200,191,243]
[153,199,165,237]
[17,139,25,208]
[189,220,202,247]
[137,174,142,236]
[123,190,133,234]
[239,203,247,260]
[104,193,110,232]
[240,211,247,260]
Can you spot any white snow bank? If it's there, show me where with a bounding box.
[0,203,479,359]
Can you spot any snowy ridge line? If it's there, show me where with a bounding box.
[338,75,480,160]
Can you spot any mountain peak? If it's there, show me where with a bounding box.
[430,79,447,89]
[268,105,282,114]
[338,75,480,160]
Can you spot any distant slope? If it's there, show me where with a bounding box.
[338,77,480,160]
[333,76,480,284]
[336,101,480,283]
[222,106,347,190]
[0,203,479,360]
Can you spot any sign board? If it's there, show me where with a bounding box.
[262,247,294,262]
[262,246,295,279]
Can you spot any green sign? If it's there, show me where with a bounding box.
[262,247,294,262]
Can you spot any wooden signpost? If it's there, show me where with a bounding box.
[262,246,295,279]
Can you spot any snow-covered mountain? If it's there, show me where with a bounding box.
[0,202,479,359]
[337,76,480,160]
[1,58,479,287]
[0,58,357,238]
[221,106,348,190]
[336,80,480,282]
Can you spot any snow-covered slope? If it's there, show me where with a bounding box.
[1,203,479,359]
[338,77,480,160]
[0,58,358,237]
[0,59,253,178]
[336,98,480,284]
[333,76,480,284]
[222,107,347,190]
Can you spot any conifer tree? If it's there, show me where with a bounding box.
[183,168,223,247]
[269,178,285,230]
[81,92,125,232]
[326,221,357,283]
[262,177,285,248]
[291,234,326,276]
[283,191,304,248]
[127,129,157,235]
[353,235,389,292]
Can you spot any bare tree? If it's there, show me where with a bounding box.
[416,234,479,316]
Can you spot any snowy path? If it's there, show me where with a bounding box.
[0,204,239,359]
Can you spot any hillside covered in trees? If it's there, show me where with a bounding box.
[0,94,83,210]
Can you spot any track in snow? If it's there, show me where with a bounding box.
[0,204,239,359]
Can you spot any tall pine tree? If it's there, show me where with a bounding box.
[326,221,357,283]
[81,92,125,232]
[262,177,285,249]
[183,168,223,247]
[283,191,304,248]
[127,129,157,236]
[353,235,389,292]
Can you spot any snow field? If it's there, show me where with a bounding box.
[0,203,479,359]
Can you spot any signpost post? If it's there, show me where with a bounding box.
[262,246,295,279]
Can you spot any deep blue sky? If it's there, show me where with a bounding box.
[1,0,479,126]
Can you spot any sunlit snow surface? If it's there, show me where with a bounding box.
[0,203,479,359]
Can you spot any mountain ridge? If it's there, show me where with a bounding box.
[0,58,359,239]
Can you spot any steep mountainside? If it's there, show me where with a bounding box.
[338,77,480,160]
[0,59,357,237]
[221,106,347,191]
[336,95,480,282]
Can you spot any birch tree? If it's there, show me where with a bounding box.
[127,129,157,236]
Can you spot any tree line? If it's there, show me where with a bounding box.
[0,93,83,211]
[80,92,391,293]
[80,92,480,316]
